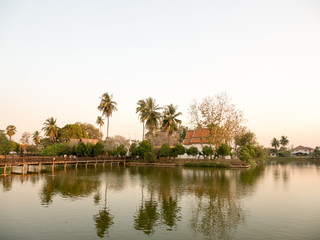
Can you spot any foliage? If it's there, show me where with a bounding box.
[177,126,188,144]
[93,142,105,156]
[280,136,289,149]
[147,130,180,147]
[26,145,40,154]
[136,99,147,141]
[97,92,118,138]
[75,142,87,157]
[143,97,162,136]
[76,122,102,140]
[161,104,182,144]
[186,146,199,157]
[234,130,256,148]
[136,140,156,162]
[239,144,265,165]
[41,142,72,156]
[129,142,139,157]
[32,131,41,145]
[174,144,185,155]
[116,144,127,157]
[58,124,87,142]
[184,162,231,168]
[96,116,105,134]
[0,130,11,155]
[20,132,31,145]
[6,125,17,141]
[271,138,280,152]
[42,117,59,142]
[217,144,231,157]
[160,143,171,157]
[189,93,243,149]
[312,147,320,158]
[202,145,214,158]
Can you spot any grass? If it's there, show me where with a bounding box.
[183,162,231,168]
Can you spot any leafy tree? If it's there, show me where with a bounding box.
[129,142,139,157]
[76,122,102,139]
[174,144,185,155]
[234,130,256,148]
[189,93,244,149]
[162,104,182,144]
[94,142,105,156]
[280,136,289,149]
[144,97,162,136]
[6,125,17,141]
[58,124,87,142]
[116,144,127,157]
[26,145,40,154]
[137,140,156,162]
[217,144,231,157]
[202,145,214,158]
[177,126,188,144]
[85,143,95,157]
[136,99,147,141]
[42,117,59,142]
[312,147,320,158]
[97,92,118,138]
[0,130,11,155]
[160,143,171,157]
[75,142,87,157]
[186,146,199,157]
[32,131,41,145]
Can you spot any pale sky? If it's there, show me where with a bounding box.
[1,0,319,148]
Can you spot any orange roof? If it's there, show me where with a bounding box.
[293,145,314,151]
[183,129,210,145]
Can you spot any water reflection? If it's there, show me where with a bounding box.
[0,164,270,239]
[93,186,114,238]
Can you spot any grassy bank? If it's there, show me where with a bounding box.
[183,162,231,168]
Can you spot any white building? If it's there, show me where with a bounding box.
[292,145,314,156]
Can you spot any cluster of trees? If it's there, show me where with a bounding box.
[271,136,290,156]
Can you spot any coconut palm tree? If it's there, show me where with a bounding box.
[6,125,17,141]
[97,92,117,138]
[42,117,59,142]
[271,137,280,155]
[280,136,289,149]
[136,99,147,141]
[32,131,41,145]
[143,97,162,136]
[162,104,182,144]
[96,116,105,135]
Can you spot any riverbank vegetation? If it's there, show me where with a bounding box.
[3,92,318,167]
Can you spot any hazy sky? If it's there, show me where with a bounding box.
[1,0,319,148]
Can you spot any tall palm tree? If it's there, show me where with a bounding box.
[42,117,59,142]
[280,136,289,149]
[97,92,118,138]
[143,97,162,136]
[32,131,41,145]
[162,104,182,144]
[271,137,280,154]
[6,125,17,141]
[96,116,105,135]
[136,99,147,141]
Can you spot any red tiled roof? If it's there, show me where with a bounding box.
[183,129,210,145]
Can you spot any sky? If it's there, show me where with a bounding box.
[0,0,319,148]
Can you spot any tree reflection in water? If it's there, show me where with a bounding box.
[93,185,114,238]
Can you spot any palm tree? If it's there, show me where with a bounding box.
[6,125,17,141]
[136,99,147,141]
[271,137,280,155]
[162,104,182,144]
[42,117,59,142]
[143,97,162,136]
[32,131,41,145]
[96,116,105,135]
[280,136,289,149]
[97,92,117,138]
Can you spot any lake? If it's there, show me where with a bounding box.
[1,161,320,240]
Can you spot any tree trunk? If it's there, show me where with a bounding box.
[107,117,109,138]
[142,121,145,141]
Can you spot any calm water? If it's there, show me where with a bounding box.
[1,162,320,240]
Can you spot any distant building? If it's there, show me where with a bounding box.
[183,129,211,150]
[69,138,99,145]
[292,145,314,156]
